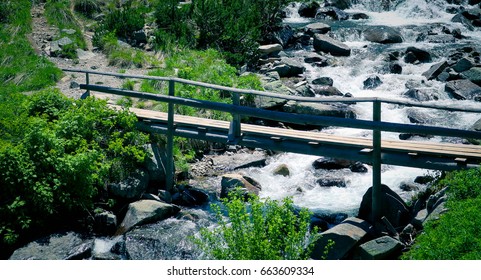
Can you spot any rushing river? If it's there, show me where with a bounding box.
[93,0,481,259]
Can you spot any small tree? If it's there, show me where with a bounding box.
[193,190,323,260]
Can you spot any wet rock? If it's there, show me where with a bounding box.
[295,83,316,97]
[317,177,347,188]
[363,26,403,44]
[270,57,305,77]
[422,61,449,80]
[399,182,421,192]
[269,25,295,48]
[453,57,475,73]
[173,186,209,207]
[283,101,356,119]
[316,7,349,21]
[304,22,331,36]
[363,75,383,89]
[351,13,369,20]
[349,162,368,173]
[389,63,402,74]
[312,76,334,86]
[402,88,435,102]
[358,184,411,228]
[298,1,321,18]
[324,0,352,10]
[461,67,481,86]
[116,200,180,235]
[9,232,91,260]
[445,79,481,100]
[108,169,149,200]
[258,44,283,56]
[313,85,344,96]
[313,34,351,57]
[273,164,290,177]
[304,52,328,64]
[158,189,173,203]
[414,175,435,185]
[404,46,432,64]
[406,108,430,124]
[144,143,168,185]
[452,12,475,31]
[311,217,372,260]
[94,210,118,236]
[353,236,404,260]
[313,158,354,170]
[220,173,262,199]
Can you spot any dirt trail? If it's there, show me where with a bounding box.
[29,2,152,101]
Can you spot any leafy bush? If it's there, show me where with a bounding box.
[437,167,481,201]
[402,196,481,260]
[0,90,149,251]
[74,0,102,18]
[97,3,146,40]
[193,191,321,260]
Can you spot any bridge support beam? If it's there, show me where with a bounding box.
[372,100,382,223]
[166,80,175,192]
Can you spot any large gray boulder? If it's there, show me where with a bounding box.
[144,143,168,184]
[363,26,403,44]
[116,200,180,235]
[283,101,356,119]
[461,67,481,86]
[258,44,283,56]
[358,184,411,228]
[9,232,93,260]
[445,79,481,100]
[422,61,449,80]
[311,217,372,260]
[220,173,262,199]
[313,34,351,57]
[352,236,404,260]
[270,57,305,77]
[305,22,331,36]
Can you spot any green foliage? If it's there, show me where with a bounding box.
[96,2,146,40]
[193,191,321,260]
[402,167,481,259]
[403,196,481,260]
[0,0,61,94]
[74,0,102,18]
[0,90,149,247]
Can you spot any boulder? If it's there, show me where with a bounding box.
[270,57,305,77]
[312,77,334,86]
[358,184,411,228]
[94,210,118,236]
[144,143,167,184]
[313,34,351,57]
[404,47,432,64]
[283,101,356,119]
[273,164,290,177]
[389,63,403,74]
[402,88,435,102]
[220,173,262,199]
[363,75,383,89]
[313,158,353,170]
[453,57,475,73]
[452,13,475,31]
[316,7,349,20]
[116,200,180,235]
[422,61,449,80]
[363,26,403,44]
[304,52,328,64]
[325,0,351,10]
[258,44,283,56]
[172,186,210,207]
[352,236,404,260]
[313,85,344,96]
[317,177,347,188]
[311,217,372,260]
[9,232,93,260]
[305,22,331,36]
[351,13,369,20]
[445,79,481,100]
[298,1,321,18]
[461,67,481,86]
[108,169,149,199]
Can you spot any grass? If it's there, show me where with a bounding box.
[0,0,62,94]
[44,0,88,57]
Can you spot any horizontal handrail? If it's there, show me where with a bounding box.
[63,68,481,113]
[80,84,481,140]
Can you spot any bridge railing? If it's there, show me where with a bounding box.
[63,68,481,222]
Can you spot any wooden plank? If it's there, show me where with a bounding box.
[123,106,481,161]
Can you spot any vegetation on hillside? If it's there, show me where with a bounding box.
[0,0,61,94]
[402,168,481,260]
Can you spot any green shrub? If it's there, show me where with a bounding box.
[402,196,481,260]
[437,168,481,201]
[0,90,149,249]
[192,191,321,260]
[97,3,146,40]
[74,0,102,18]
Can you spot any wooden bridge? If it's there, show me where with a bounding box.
[64,68,481,222]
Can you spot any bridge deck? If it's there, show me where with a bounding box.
[124,106,481,167]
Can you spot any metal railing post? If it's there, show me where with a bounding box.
[228,92,242,144]
[166,80,175,192]
[372,100,382,223]
[82,73,91,99]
